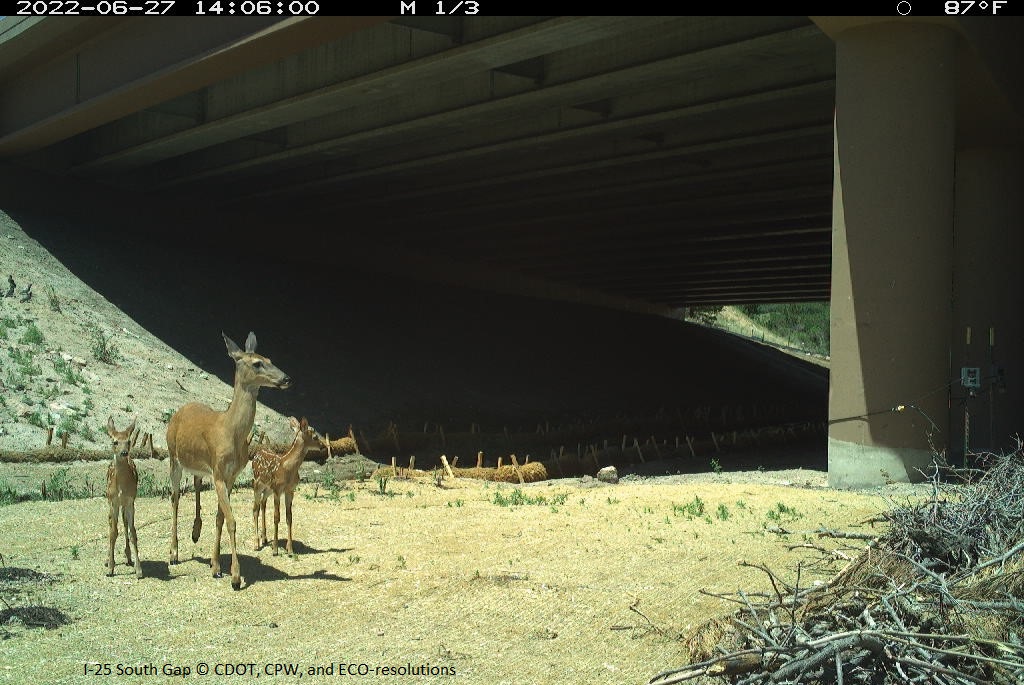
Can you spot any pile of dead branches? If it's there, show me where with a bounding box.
[650,448,1024,685]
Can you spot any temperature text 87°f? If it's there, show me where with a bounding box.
[398,1,480,14]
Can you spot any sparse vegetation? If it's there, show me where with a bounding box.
[738,302,829,355]
[84,322,122,364]
[18,322,44,346]
[765,501,803,523]
[45,286,62,313]
[672,496,706,519]
[493,488,568,507]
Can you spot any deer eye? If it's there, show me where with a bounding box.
[252,360,263,369]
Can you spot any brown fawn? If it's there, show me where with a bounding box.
[106,416,142,579]
[252,417,324,556]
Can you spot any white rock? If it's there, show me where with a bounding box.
[596,465,619,484]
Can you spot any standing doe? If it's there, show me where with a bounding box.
[252,417,325,556]
[106,416,142,579]
[166,332,290,590]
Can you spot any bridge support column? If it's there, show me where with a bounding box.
[948,147,1024,461]
[827,22,957,488]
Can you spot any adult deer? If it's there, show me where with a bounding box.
[106,416,142,579]
[252,417,325,556]
[166,332,291,590]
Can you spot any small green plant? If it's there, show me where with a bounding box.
[18,322,44,346]
[395,554,407,570]
[70,546,80,560]
[766,502,803,523]
[160,408,173,423]
[448,499,465,508]
[46,286,62,313]
[79,422,97,442]
[355,462,367,482]
[346,491,356,502]
[348,554,360,564]
[710,458,723,474]
[121,404,133,414]
[716,503,731,521]
[44,467,87,501]
[673,496,706,519]
[0,479,19,506]
[493,488,552,507]
[84,323,122,364]
[57,414,79,440]
[735,499,747,510]
[27,410,45,429]
[606,496,620,505]
[376,473,391,496]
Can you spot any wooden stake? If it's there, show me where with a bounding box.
[391,456,397,476]
[324,433,333,459]
[509,454,525,484]
[439,454,456,480]
[149,433,156,459]
[46,426,54,446]
[476,451,484,468]
[450,456,458,468]
[60,431,69,449]
[633,438,645,463]
[497,456,503,469]
[348,425,360,455]
[409,455,416,471]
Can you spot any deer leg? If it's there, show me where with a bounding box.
[107,500,118,576]
[213,478,241,590]
[191,475,203,543]
[260,496,268,548]
[285,490,295,556]
[272,492,281,556]
[213,505,224,578]
[122,506,132,565]
[169,460,181,564]
[252,492,261,551]
[125,501,143,579]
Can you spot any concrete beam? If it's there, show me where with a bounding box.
[151,26,830,190]
[76,17,664,172]
[0,17,392,156]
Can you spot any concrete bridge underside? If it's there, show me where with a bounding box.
[0,15,1021,485]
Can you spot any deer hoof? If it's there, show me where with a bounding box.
[213,571,223,578]
[231,579,241,591]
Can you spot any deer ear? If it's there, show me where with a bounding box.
[245,331,258,353]
[107,416,116,437]
[126,417,137,435]
[223,332,243,358]
[300,417,309,431]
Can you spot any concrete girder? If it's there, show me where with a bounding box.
[73,16,662,172]
[0,17,393,157]
[143,25,832,191]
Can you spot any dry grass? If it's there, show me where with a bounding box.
[0,474,895,684]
